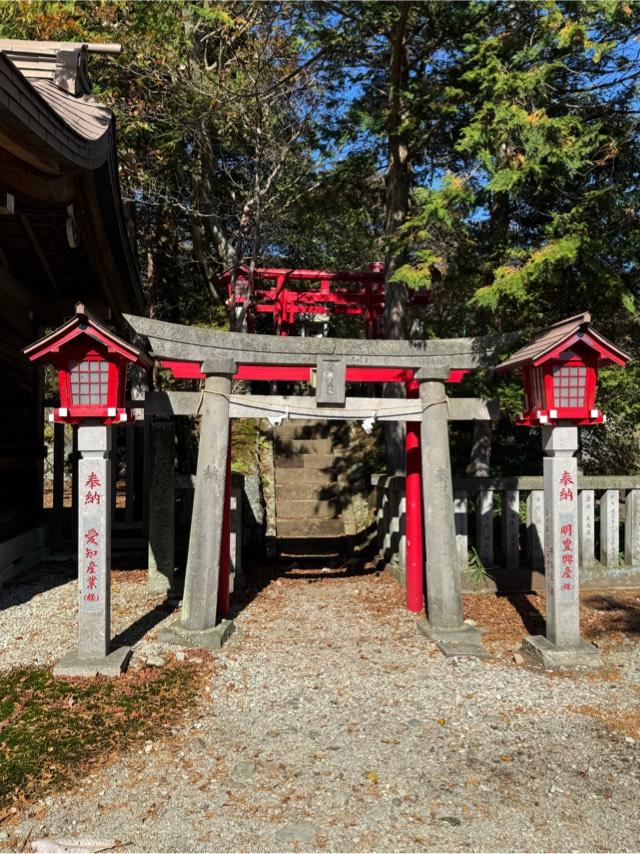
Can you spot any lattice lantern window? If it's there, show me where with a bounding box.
[520,347,599,426]
[69,358,110,406]
[53,342,127,424]
[552,363,587,409]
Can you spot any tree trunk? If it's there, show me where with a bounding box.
[383,2,412,474]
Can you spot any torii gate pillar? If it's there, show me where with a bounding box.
[416,369,487,656]
[160,359,236,650]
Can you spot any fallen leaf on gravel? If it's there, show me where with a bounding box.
[31,839,120,853]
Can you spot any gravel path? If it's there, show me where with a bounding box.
[2,561,640,852]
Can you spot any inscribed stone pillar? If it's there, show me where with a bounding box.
[77,424,111,659]
[600,489,620,568]
[578,490,595,568]
[230,484,243,592]
[54,422,131,677]
[148,419,176,594]
[526,490,545,569]
[416,372,484,654]
[522,425,599,668]
[624,489,640,567]
[543,427,580,648]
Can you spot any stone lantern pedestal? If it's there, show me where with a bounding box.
[522,426,601,669]
[54,423,132,677]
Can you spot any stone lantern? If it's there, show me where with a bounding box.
[23,304,152,676]
[499,312,630,667]
[24,302,151,425]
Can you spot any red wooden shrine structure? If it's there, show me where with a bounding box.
[162,263,456,616]
[220,263,432,337]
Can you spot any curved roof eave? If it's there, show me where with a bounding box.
[0,51,112,170]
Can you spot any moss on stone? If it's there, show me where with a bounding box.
[0,664,201,808]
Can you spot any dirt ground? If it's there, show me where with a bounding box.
[1,559,640,852]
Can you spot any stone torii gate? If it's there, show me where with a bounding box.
[126,314,517,656]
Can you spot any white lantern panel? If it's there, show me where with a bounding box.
[552,364,586,408]
[70,360,109,405]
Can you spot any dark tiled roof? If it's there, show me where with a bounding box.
[0,39,116,168]
[499,312,631,370]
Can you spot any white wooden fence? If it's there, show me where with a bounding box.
[372,474,640,578]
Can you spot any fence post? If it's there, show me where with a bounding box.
[147,419,176,595]
[477,489,494,567]
[526,490,544,569]
[52,422,65,549]
[230,481,243,592]
[578,490,595,568]
[600,489,620,568]
[398,486,407,576]
[502,489,520,571]
[454,491,468,574]
[624,489,640,566]
[388,477,401,567]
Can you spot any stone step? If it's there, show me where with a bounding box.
[276,483,337,501]
[277,499,339,520]
[274,438,333,455]
[275,420,331,440]
[275,468,335,486]
[276,536,346,557]
[276,517,344,538]
[275,453,337,470]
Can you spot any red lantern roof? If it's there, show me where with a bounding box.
[498,312,630,372]
[23,302,153,368]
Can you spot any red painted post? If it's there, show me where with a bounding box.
[405,375,424,612]
[217,430,232,617]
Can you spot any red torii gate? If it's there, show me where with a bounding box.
[161,354,469,616]
[220,263,432,338]
[163,262,448,615]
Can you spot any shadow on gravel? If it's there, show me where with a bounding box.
[0,560,75,611]
[226,550,381,620]
[583,593,640,637]
[0,551,158,613]
[111,598,180,648]
[500,592,546,636]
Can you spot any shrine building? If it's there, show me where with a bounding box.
[0,39,145,582]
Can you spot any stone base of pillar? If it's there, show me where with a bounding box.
[159,618,236,651]
[522,635,601,669]
[417,619,489,657]
[53,646,132,678]
[148,571,179,597]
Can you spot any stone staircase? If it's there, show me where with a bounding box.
[274,420,345,555]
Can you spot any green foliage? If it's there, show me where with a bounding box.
[467,547,489,586]
[2,1,639,473]
[392,1,640,340]
[0,664,200,808]
[231,418,259,475]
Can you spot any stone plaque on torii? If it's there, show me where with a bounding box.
[125,313,517,657]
